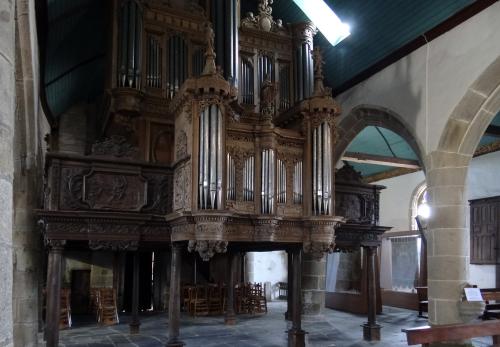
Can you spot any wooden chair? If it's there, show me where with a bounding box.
[208,284,223,315]
[190,286,209,316]
[480,288,500,319]
[97,288,119,325]
[278,282,288,299]
[415,286,428,318]
[59,288,72,329]
[182,285,195,313]
[249,283,267,314]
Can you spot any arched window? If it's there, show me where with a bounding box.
[410,182,428,230]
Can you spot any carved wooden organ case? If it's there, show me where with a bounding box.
[39,0,345,259]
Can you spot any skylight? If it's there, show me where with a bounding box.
[293,0,350,46]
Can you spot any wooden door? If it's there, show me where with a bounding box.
[71,270,91,314]
[470,198,499,264]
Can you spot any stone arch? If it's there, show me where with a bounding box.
[426,56,500,327]
[335,105,425,170]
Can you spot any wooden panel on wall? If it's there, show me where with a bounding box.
[470,196,500,265]
[150,123,174,164]
[381,290,420,311]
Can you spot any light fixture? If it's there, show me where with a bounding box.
[293,0,350,46]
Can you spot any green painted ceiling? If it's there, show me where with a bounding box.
[43,0,107,118]
[343,126,418,178]
[258,0,475,92]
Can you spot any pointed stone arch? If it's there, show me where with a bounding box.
[335,105,425,170]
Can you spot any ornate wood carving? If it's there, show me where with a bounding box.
[88,240,139,251]
[92,135,139,159]
[187,240,228,261]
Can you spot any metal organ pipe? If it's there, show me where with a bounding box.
[198,105,223,209]
[118,0,142,88]
[312,122,332,215]
[293,161,303,204]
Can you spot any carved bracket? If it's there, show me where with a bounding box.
[187,240,228,261]
[303,241,335,259]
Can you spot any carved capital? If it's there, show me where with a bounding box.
[303,241,335,259]
[188,240,228,261]
[292,22,317,47]
[45,238,66,251]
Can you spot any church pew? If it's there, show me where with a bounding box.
[403,320,500,346]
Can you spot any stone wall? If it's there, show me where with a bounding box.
[0,0,17,345]
[301,254,326,315]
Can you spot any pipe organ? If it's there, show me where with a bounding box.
[40,0,345,268]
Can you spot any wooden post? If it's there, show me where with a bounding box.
[363,246,381,341]
[167,243,185,346]
[45,241,65,347]
[129,252,141,333]
[285,250,293,321]
[225,253,237,325]
[288,247,305,347]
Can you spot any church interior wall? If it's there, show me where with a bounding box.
[375,150,500,290]
[246,251,287,300]
[336,2,500,156]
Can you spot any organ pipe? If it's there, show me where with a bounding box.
[146,35,161,88]
[243,156,254,201]
[198,104,223,209]
[167,35,188,99]
[277,159,286,204]
[279,64,290,110]
[312,122,332,215]
[240,58,254,105]
[261,149,275,214]
[118,0,142,89]
[227,154,235,201]
[293,161,303,204]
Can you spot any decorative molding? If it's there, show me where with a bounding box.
[303,241,335,259]
[91,135,139,159]
[89,240,139,251]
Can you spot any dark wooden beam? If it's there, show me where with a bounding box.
[363,168,420,183]
[474,140,500,158]
[343,152,421,169]
[485,125,500,137]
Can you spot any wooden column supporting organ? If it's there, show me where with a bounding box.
[288,247,305,347]
[225,253,237,325]
[363,246,381,341]
[167,243,184,347]
[45,241,65,347]
[129,252,141,333]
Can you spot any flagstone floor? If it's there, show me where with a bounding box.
[59,301,491,347]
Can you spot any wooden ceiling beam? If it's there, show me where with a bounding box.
[342,152,421,169]
[485,125,500,138]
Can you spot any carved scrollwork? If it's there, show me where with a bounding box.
[175,130,188,160]
[91,135,139,159]
[60,167,91,210]
[241,0,287,34]
[187,240,228,261]
[88,240,139,251]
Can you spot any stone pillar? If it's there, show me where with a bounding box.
[426,153,470,330]
[0,0,15,345]
[291,22,316,102]
[225,253,237,325]
[129,252,140,334]
[301,253,326,315]
[167,243,184,347]
[45,241,64,347]
[362,246,381,341]
[210,0,239,85]
[288,248,305,347]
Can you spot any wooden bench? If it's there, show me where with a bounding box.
[415,287,428,318]
[481,288,500,320]
[403,320,500,346]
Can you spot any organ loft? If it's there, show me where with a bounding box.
[37,1,389,346]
